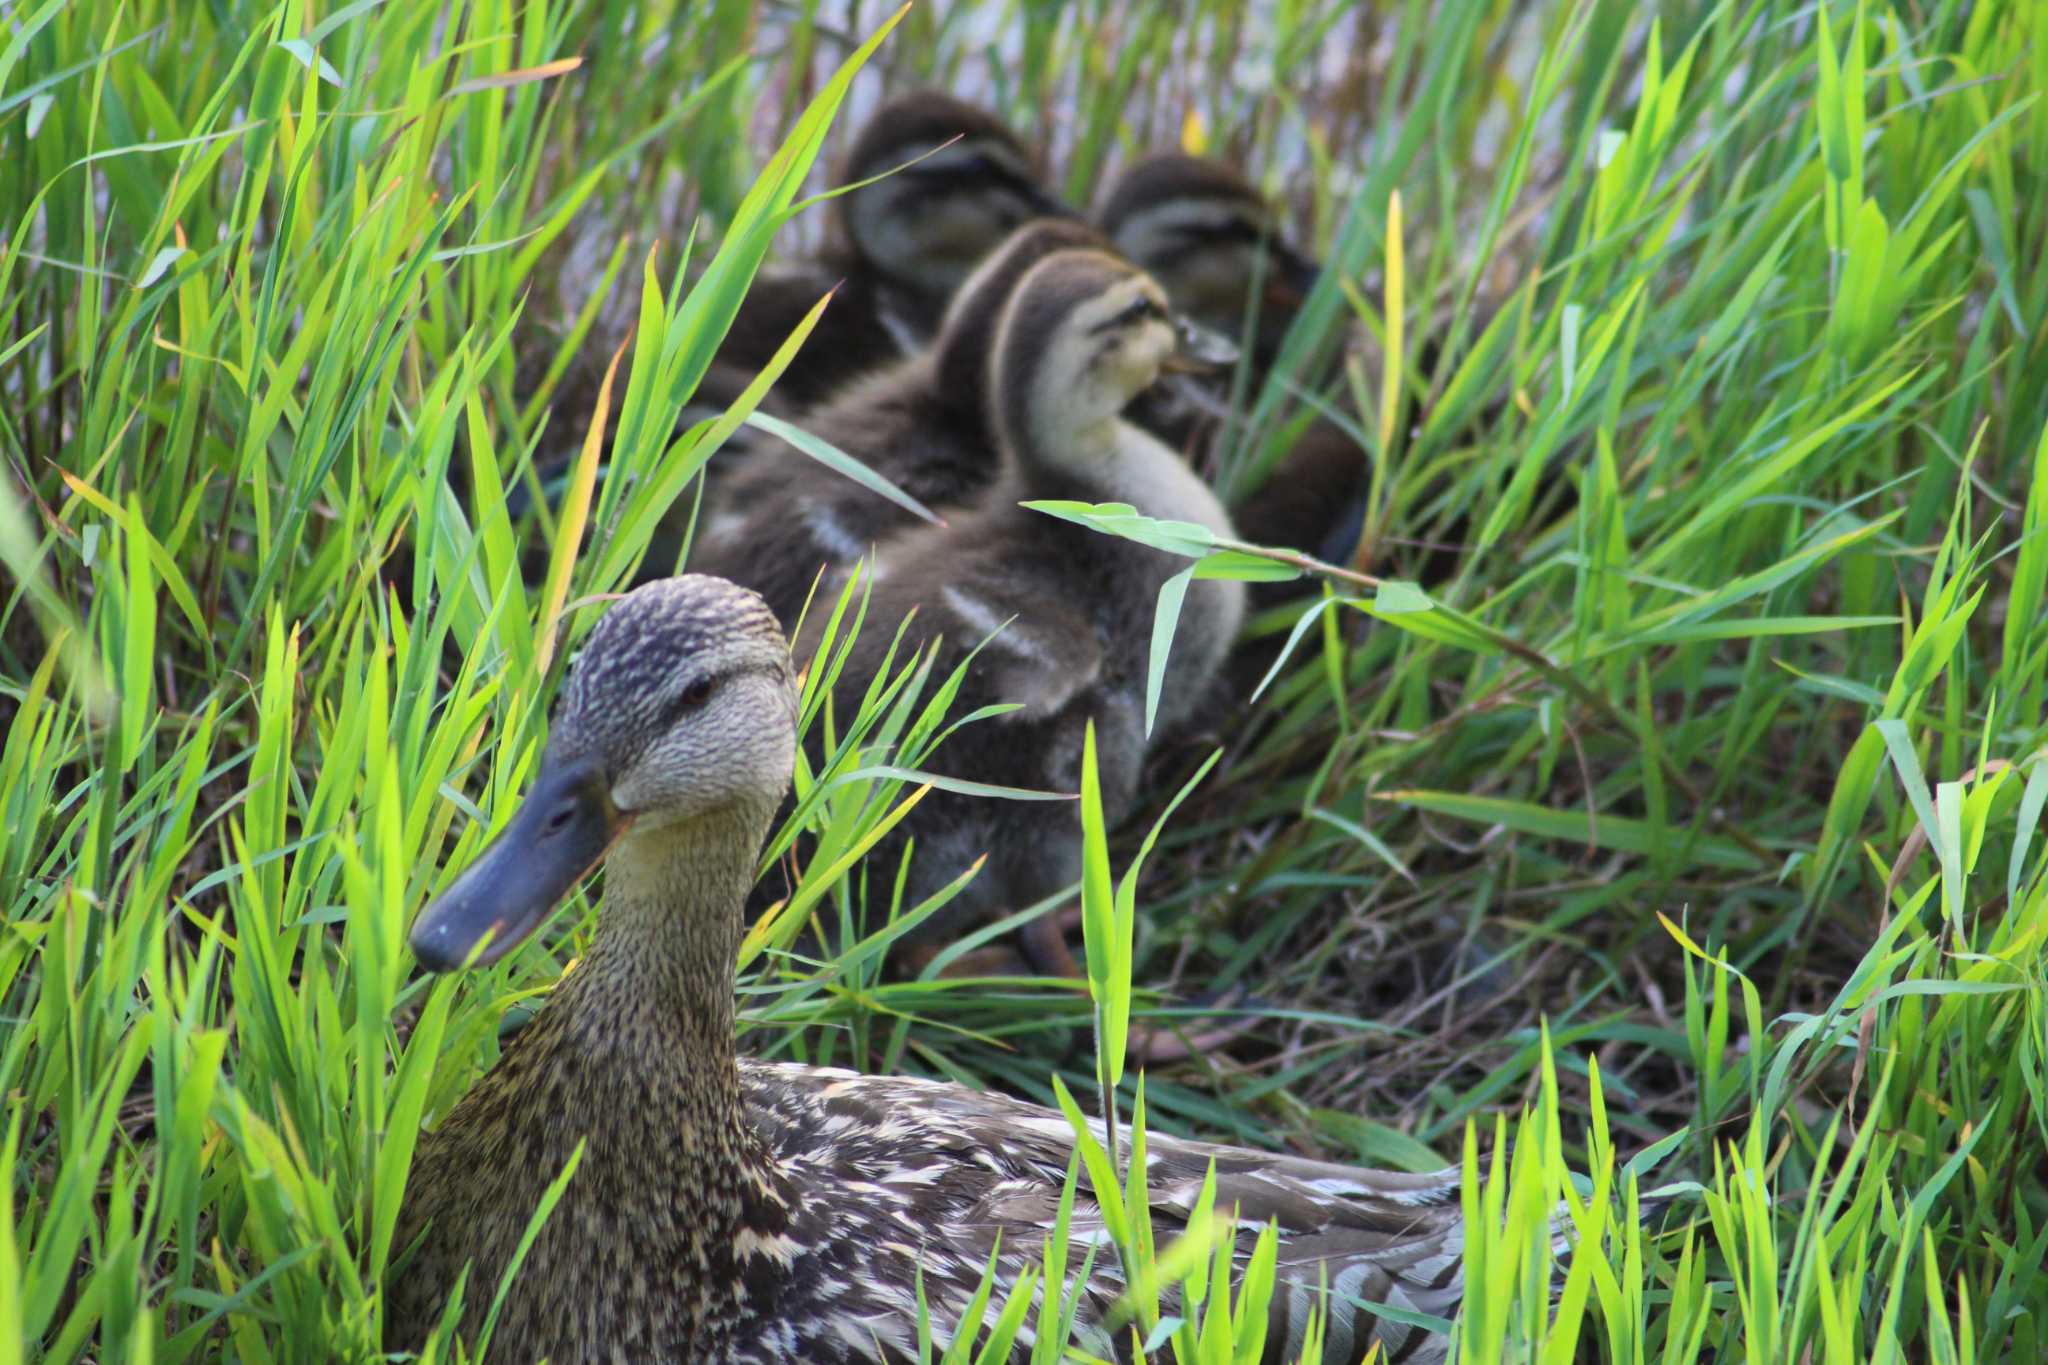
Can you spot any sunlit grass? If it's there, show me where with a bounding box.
[3,0,2046,1359]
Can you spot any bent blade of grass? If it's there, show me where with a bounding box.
[1076,722,1124,1088]
[536,331,629,676]
[1020,499,1219,558]
[829,765,1072,802]
[1143,565,1193,738]
[748,407,944,526]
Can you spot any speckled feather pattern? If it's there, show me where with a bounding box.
[389,578,1472,1365]
[734,1063,1469,1364]
[395,999,1471,1365]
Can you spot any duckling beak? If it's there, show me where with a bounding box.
[1162,314,1240,374]
[409,757,629,972]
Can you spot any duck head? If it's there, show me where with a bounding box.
[409,576,795,971]
[837,91,1076,304]
[932,217,1114,408]
[1097,152,1320,365]
[988,248,1182,467]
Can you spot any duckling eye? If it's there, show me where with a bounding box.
[1117,296,1167,328]
[541,802,578,837]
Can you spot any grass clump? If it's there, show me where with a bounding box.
[3,0,2047,1360]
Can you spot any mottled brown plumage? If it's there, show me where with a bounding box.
[387,575,1487,1364]
[790,249,1243,955]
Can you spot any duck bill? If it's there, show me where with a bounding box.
[1163,314,1241,374]
[409,758,629,972]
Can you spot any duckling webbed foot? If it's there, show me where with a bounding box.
[894,904,1087,980]
[1017,913,1276,1065]
[1127,984,1274,1063]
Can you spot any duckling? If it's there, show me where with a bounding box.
[691,217,1113,628]
[720,89,1074,412]
[1102,154,1508,588]
[1096,153,1362,547]
[793,249,1242,970]
[391,573,1483,1364]
[1093,153,1374,708]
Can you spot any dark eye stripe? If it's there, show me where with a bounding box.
[659,673,720,727]
[1168,216,1273,248]
[907,154,989,183]
[1090,295,1166,334]
[905,150,1033,192]
[655,661,786,728]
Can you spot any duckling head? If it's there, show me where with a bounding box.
[409,576,794,971]
[1096,152,1320,358]
[934,217,1113,409]
[837,91,1074,301]
[989,249,1180,468]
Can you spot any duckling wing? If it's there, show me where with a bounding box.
[743,1063,1464,1364]
[720,264,907,411]
[918,572,1107,721]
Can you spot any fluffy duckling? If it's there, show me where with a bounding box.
[691,217,1113,628]
[792,249,1242,969]
[391,574,1481,1364]
[1094,152,1374,701]
[720,89,1073,412]
[1102,154,1502,585]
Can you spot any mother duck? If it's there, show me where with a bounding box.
[388,575,1481,1364]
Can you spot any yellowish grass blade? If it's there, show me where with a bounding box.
[536,327,633,677]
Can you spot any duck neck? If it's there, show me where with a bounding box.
[555,802,768,1112]
[995,351,1238,538]
[995,355,1125,488]
[418,799,792,1355]
[534,798,791,1271]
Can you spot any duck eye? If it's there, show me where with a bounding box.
[679,675,717,708]
[541,801,578,836]
[1118,296,1163,327]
